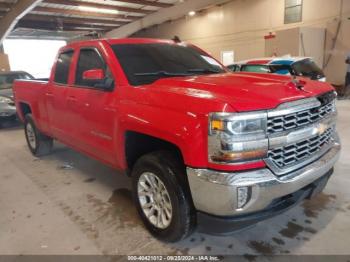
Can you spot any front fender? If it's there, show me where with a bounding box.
[116,102,208,169]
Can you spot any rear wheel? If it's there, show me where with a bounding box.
[132,151,195,242]
[24,114,53,156]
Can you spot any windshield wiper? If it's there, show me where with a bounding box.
[134,71,192,77]
[187,68,221,74]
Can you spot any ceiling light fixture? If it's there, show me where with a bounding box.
[77,6,119,15]
[188,11,196,16]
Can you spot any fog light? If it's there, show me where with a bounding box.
[237,186,251,209]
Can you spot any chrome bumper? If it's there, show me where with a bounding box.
[187,141,341,216]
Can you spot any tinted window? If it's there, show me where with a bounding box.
[75,49,105,87]
[19,73,34,80]
[54,51,74,84]
[111,43,225,86]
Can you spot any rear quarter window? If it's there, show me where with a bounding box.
[54,51,74,84]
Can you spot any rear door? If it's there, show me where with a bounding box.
[46,50,75,142]
[67,47,116,164]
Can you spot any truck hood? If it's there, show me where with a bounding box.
[147,72,334,112]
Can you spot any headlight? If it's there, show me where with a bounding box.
[208,112,268,163]
[0,96,12,104]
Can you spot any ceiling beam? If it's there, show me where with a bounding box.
[43,0,153,15]
[109,0,173,8]
[33,6,142,20]
[0,0,42,43]
[16,20,108,32]
[18,20,116,29]
[23,14,126,27]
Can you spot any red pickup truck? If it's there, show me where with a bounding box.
[13,38,340,242]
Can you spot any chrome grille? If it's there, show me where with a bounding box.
[268,127,334,169]
[267,101,335,134]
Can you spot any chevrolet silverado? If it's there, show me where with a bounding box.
[13,38,340,242]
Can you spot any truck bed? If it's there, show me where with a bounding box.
[13,79,49,131]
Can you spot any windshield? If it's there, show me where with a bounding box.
[227,64,240,72]
[269,65,292,75]
[292,59,325,79]
[0,73,33,89]
[241,65,270,73]
[111,43,225,86]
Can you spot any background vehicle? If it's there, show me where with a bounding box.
[13,39,340,242]
[228,63,294,75]
[227,64,241,72]
[228,57,326,82]
[0,71,33,127]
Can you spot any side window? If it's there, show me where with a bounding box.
[75,49,107,87]
[54,51,74,84]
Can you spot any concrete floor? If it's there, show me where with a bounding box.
[0,101,349,257]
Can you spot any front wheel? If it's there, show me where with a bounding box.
[132,151,195,242]
[24,114,53,156]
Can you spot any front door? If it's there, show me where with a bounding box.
[68,47,116,165]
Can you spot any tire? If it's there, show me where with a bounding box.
[132,151,195,242]
[24,114,53,156]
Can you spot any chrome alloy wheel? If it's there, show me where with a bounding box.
[26,122,36,149]
[137,172,173,229]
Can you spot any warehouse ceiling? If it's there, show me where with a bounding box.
[0,0,178,40]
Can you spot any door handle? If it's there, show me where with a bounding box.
[46,92,54,98]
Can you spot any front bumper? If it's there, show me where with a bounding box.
[187,141,340,222]
[197,169,332,235]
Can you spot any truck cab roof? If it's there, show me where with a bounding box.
[62,38,178,51]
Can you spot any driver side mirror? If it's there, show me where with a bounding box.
[82,69,114,91]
